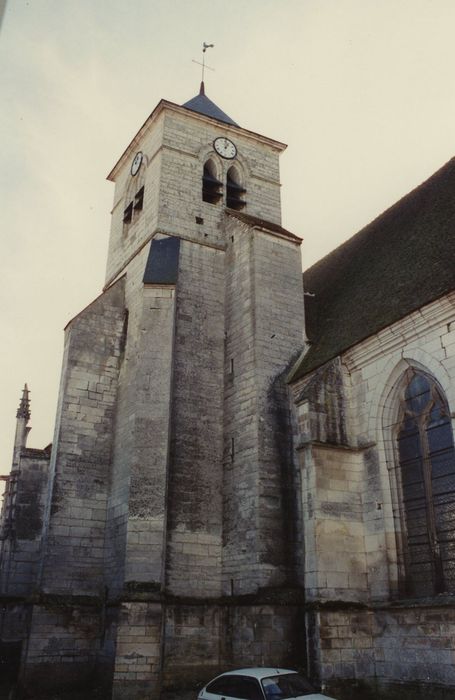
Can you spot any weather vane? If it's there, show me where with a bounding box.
[192,42,215,84]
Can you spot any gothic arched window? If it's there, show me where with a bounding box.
[202,160,222,204]
[396,369,455,597]
[226,166,246,210]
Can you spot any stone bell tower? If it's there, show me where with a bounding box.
[15,84,306,698]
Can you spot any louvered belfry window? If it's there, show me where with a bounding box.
[397,370,455,597]
[202,160,222,204]
[226,166,246,210]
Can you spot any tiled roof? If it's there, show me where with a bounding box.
[182,82,238,126]
[290,157,455,382]
[143,236,180,285]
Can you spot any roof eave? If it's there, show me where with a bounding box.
[288,286,455,384]
[107,99,287,182]
[225,209,302,244]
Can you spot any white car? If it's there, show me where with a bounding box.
[197,668,337,700]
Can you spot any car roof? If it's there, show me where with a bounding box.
[218,668,297,680]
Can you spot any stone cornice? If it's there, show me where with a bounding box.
[342,291,455,372]
[107,99,287,182]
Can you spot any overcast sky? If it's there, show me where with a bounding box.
[2,0,455,477]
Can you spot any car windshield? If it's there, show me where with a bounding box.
[261,673,316,699]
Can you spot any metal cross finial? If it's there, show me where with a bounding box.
[192,42,215,85]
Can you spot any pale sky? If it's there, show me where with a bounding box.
[2,0,455,477]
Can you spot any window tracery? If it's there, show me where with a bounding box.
[395,368,455,597]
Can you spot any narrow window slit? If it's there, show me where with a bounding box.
[123,202,133,224]
[134,186,144,211]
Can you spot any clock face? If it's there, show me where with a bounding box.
[131,151,143,176]
[213,137,237,160]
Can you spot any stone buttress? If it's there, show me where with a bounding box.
[1,91,306,699]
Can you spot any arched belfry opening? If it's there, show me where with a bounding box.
[202,159,223,204]
[226,166,246,210]
[123,173,145,230]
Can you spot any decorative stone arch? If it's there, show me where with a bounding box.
[201,157,223,204]
[125,170,145,202]
[198,143,223,175]
[226,162,243,183]
[197,142,251,208]
[405,348,453,404]
[229,150,251,181]
[378,358,455,597]
[369,351,452,442]
[197,142,251,177]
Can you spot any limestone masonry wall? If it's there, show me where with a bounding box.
[0,450,49,596]
[38,279,126,597]
[12,95,455,699]
[165,239,225,598]
[223,217,304,594]
[291,292,455,693]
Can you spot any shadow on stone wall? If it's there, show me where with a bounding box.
[4,678,455,700]
[326,678,455,700]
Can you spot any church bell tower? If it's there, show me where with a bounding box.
[19,83,306,699]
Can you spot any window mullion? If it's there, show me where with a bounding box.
[420,418,446,593]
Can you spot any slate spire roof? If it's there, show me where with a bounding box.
[182,82,239,126]
[289,157,455,382]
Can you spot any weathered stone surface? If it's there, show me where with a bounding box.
[2,90,455,700]
[291,292,455,693]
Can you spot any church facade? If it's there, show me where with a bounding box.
[1,86,455,699]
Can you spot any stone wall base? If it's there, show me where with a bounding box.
[5,597,455,698]
[325,678,455,700]
[116,600,305,698]
[315,603,455,699]
[0,602,29,684]
[16,600,107,697]
[5,597,304,699]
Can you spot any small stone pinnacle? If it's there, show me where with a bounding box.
[16,383,31,420]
